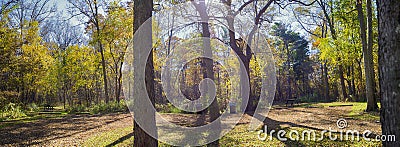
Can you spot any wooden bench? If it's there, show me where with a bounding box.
[286,97,299,107]
[43,104,54,112]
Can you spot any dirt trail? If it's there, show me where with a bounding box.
[0,106,381,146]
[0,113,133,146]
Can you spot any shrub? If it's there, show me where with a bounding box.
[0,91,19,110]
[67,105,87,113]
[27,103,39,112]
[1,103,26,119]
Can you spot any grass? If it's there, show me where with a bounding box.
[79,102,384,146]
[3,101,382,146]
[82,101,383,146]
[83,123,382,146]
[221,124,381,146]
[0,113,67,129]
[310,102,381,121]
[83,126,134,147]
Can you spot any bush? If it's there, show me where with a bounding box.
[27,103,39,112]
[0,91,19,110]
[1,103,26,120]
[0,91,24,120]
[67,105,87,113]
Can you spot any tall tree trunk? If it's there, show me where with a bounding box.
[356,58,365,100]
[320,0,347,101]
[93,0,110,104]
[377,0,400,146]
[276,70,282,102]
[133,0,158,146]
[347,66,353,97]
[351,64,357,100]
[321,22,330,102]
[366,0,378,111]
[357,0,378,111]
[117,61,123,103]
[285,41,293,101]
[224,3,249,112]
[193,1,221,146]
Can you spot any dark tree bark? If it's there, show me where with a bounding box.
[377,0,400,146]
[347,66,354,97]
[356,58,365,100]
[322,62,330,101]
[193,1,221,146]
[357,0,378,111]
[223,0,273,113]
[351,64,357,100]
[338,63,347,100]
[133,0,158,146]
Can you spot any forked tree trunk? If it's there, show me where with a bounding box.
[357,0,378,111]
[377,0,400,146]
[193,1,221,146]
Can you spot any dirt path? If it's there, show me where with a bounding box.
[0,106,381,146]
[0,113,133,146]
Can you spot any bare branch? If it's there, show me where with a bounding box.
[233,0,255,16]
[292,9,320,37]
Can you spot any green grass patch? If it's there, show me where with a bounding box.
[0,113,67,129]
[83,126,134,147]
[347,103,380,121]
[156,103,183,114]
[82,123,382,146]
[306,102,381,121]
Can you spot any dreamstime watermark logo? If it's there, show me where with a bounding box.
[122,0,277,146]
[257,118,396,142]
[336,118,347,129]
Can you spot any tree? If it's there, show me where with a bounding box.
[365,0,378,111]
[356,0,378,111]
[133,0,158,146]
[271,23,312,100]
[100,2,133,103]
[377,0,400,146]
[192,1,221,146]
[68,0,110,103]
[222,0,274,113]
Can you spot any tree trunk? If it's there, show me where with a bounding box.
[225,5,249,113]
[356,58,365,101]
[133,0,158,146]
[193,1,221,146]
[285,41,293,101]
[357,0,378,111]
[366,0,379,111]
[351,64,357,100]
[338,64,347,100]
[322,22,330,102]
[243,57,253,112]
[347,66,353,97]
[377,0,400,146]
[117,61,123,103]
[93,1,110,104]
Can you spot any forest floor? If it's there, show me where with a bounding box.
[0,102,382,146]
